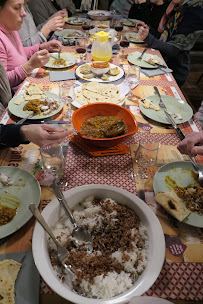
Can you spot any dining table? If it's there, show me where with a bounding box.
[0,16,203,304]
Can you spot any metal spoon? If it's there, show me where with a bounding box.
[52,180,93,253]
[29,204,75,275]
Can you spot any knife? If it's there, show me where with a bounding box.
[144,60,167,69]
[164,110,185,140]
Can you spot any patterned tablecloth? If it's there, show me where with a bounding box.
[0,22,202,303]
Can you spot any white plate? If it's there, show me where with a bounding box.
[153,161,203,228]
[121,18,139,27]
[8,92,63,119]
[32,184,165,304]
[75,63,125,83]
[0,167,41,238]
[54,29,84,39]
[71,81,128,108]
[128,52,164,69]
[44,53,77,69]
[66,17,86,25]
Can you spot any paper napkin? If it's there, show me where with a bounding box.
[49,71,76,82]
[141,67,173,77]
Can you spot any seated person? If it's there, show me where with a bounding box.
[0,60,12,117]
[137,0,203,87]
[0,0,62,92]
[110,0,134,18]
[0,123,71,148]
[28,0,76,26]
[18,0,65,47]
[128,0,170,31]
[177,131,203,156]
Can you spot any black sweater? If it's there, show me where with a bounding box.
[128,0,170,30]
[0,124,28,149]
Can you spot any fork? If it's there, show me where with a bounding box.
[58,45,61,61]
[29,204,75,275]
[15,113,36,125]
[137,48,147,61]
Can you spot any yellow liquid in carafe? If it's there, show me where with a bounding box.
[92,54,112,62]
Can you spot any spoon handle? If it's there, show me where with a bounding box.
[29,204,59,248]
[52,180,76,225]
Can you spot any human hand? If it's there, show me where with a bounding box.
[138,25,149,40]
[40,40,63,52]
[20,124,72,146]
[135,20,146,30]
[41,16,64,37]
[177,132,203,156]
[23,50,50,73]
[51,9,68,19]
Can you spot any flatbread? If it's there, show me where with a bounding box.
[0,259,21,304]
[75,82,123,105]
[140,98,160,111]
[14,98,24,105]
[24,84,45,101]
[155,191,191,222]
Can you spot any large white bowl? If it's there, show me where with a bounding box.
[32,185,165,304]
[88,10,111,21]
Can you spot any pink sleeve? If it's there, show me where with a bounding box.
[24,43,40,59]
[0,44,27,89]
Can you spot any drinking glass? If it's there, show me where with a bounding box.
[40,143,65,182]
[126,65,140,101]
[134,138,160,183]
[75,39,86,65]
[114,20,123,40]
[59,82,73,127]
[120,34,129,59]
[82,19,91,41]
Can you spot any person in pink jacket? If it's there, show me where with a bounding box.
[0,0,62,91]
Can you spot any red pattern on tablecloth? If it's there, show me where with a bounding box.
[40,262,203,300]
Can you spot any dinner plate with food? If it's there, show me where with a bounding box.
[75,62,124,83]
[127,52,165,68]
[71,81,127,108]
[65,17,86,25]
[0,166,41,238]
[44,53,77,69]
[153,161,203,228]
[8,83,63,119]
[54,29,83,39]
[121,18,139,27]
[126,31,144,43]
[139,95,193,124]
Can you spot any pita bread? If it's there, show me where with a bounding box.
[75,82,123,105]
[0,259,21,304]
[24,84,45,101]
[14,98,24,105]
[155,191,191,222]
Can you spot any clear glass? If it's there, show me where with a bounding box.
[40,143,65,181]
[59,82,73,127]
[120,34,130,59]
[134,138,160,183]
[126,65,140,101]
[114,20,123,40]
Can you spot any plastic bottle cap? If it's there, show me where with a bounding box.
[95,31,109,42]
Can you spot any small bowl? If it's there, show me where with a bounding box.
[72,102,138,147]
[96,24,110,32]
[90,61,110,75]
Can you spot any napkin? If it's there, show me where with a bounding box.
[0,250,40,304]
[141,67,173,77]
[49,71,76,82]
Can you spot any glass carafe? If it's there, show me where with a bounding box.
[91,31,112,62]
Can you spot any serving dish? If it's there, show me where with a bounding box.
[32,184,165,304]
[87,10,111,21]
[90,61,110,75]
[72,103,138,147]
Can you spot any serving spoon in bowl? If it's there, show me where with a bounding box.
[29,204,75,275]
[52,180,93,253]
